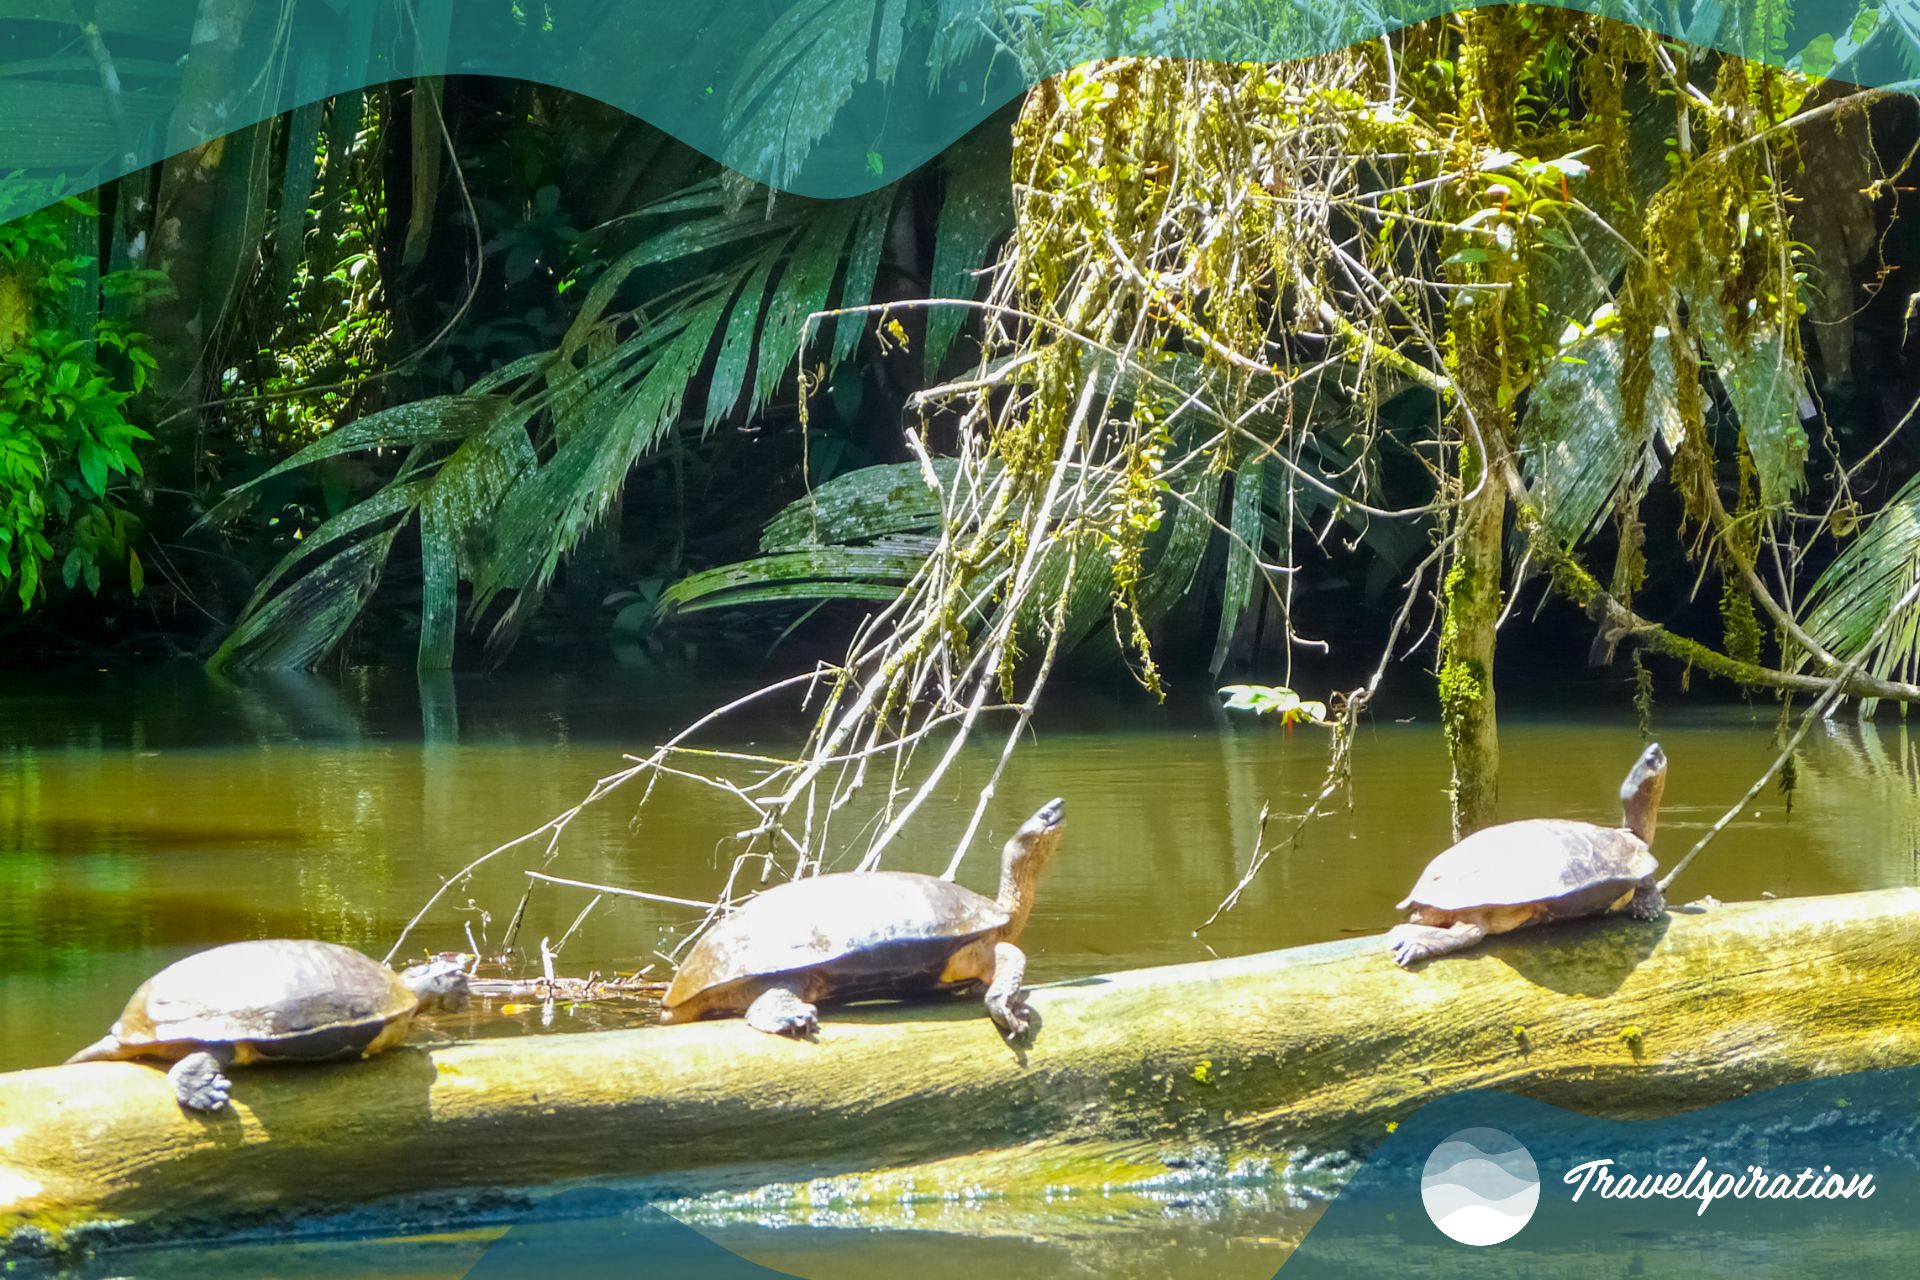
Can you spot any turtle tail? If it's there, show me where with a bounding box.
[65,1034,126,1065]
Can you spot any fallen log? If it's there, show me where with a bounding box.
[4,888,1918,1255]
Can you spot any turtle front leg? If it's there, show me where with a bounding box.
[1387,921,1487,968]
[983,942,1031,1038]
[1626,881,1667,921]
[744,984,818,1037]
[168,1046,236,1112]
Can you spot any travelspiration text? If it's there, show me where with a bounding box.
[1564,1157,1876,1216]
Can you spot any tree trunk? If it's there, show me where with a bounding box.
[1438,12,1527,839]
[146,0,255,407]
[1439,452,1504,838]
[4,889,1918,1255]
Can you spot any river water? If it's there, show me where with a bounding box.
[3,665,1917,1277]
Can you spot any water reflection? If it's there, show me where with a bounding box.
[1,670,1916,1079]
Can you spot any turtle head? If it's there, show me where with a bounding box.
[1025,797,1065,838]
[400,957,471,1014]
[997,798,1066,935]
[1620,742,1667,844]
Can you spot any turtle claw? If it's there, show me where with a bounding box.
[987,997,1033,1040]
[1387,921,1485,968]
[774,1008,819,1037]
[169,1051,233,1112]
[1387,934,1427,969]
[744,987,818,1037]
[1386,925,1429,968]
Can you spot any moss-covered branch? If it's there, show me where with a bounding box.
[1511,497,1919,700]
[6,889,1919,1259]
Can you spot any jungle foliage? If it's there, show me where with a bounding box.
[5,2,1920,856]
[0,197,159,612]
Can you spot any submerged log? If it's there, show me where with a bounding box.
[5,888,1919,1252]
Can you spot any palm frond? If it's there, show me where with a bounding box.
[1800,471,1920,712]
[199,395,502,527]
[416,423,538,669]
[1715,321,1810,507]
[1134,471,1220,624]
[834,190,892,365]
[474,280,739,628]
[660,537,936,615]
[705,245,785,427]
[239,476,430,614]
[211,176,900,668]
[754,198,863,407]
[1212,455,1266,674]
[761,459,959,551]
[721,0,911,192]
[925,125,1013,376]
[208,525,401,672]
[1520,328,1682,545]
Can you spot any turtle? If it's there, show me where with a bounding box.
[662,797,1066,1037]
[65,939,470,1111]
[1387,742,1668,967]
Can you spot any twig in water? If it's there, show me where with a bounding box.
[523,871,720,911]
[553,893,603,956]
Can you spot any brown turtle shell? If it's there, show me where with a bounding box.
[664,870,1009,1011]
[109,939,418,1052]
[1398,818,1657,912]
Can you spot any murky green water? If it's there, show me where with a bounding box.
[4,666,1918,1277]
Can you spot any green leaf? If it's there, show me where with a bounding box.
[925,126,1012,377]
[1218,684,1328,724]
[209,526,402,672]
[1796,33,1836,80]
[660,537,934,615]
[704,249,781,427]
[1520,328,1683,544]
[76,439,106,496]
[1211,456,1267,675]
[761,459,955,552]
[1219,684,1299,714]
[752,198,861,410]
[720,0,902,193]
[1801,470,1920,714]
[203,395,502,519]
[834,192,892,366]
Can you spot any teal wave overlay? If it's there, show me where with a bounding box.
[0,0,1911,220]
[1282,1064,1920,1274]
[452,1061,1919,1273]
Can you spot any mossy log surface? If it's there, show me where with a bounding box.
[5,888,1919,1252]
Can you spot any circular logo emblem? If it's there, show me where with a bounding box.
[1421,1127,1540,1246]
